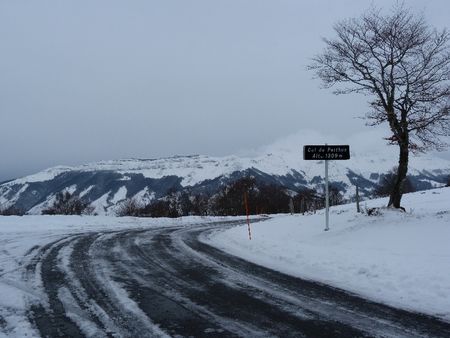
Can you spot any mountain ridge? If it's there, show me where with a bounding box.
[2,129,450,214]
[1,146,449,215]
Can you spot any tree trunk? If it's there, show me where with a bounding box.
[388,141,409,208]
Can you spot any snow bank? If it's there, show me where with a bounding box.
[206,187,450,321]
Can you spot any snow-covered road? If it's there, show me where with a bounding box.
[20,220,450,337]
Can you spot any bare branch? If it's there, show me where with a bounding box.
[309,4,450,151]
[308,3,450,207]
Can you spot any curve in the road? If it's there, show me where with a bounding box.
[23,220,450,338]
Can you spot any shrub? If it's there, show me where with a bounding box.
[42,192,93,215]
[0,205,25,216]
[116,198,144,217]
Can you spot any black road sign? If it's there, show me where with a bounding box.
[303,145,350,160]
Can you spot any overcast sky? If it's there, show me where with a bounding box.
[1,0,449,181]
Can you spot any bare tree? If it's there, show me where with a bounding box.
[309,4,450,208]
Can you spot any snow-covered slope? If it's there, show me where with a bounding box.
[206,187,450,321]
[1,130,449,214]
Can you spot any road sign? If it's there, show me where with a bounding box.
[303,145,350,160]
[303,144,350,231]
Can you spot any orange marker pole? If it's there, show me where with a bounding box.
[244,191,251,240]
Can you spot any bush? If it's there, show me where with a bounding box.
[116,198,144,217]
[116,194,192,218]
[42,192,94,215]
[0,205,25,216]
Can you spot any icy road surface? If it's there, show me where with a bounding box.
[24,220,450,338]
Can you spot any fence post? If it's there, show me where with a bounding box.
[356,185,360,213]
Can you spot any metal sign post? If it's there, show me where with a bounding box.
[303,144,350,231]
[324,158,329,231]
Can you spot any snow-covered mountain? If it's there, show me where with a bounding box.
[1,130,449,215]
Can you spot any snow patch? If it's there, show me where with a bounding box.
[92,192,111,215]
[27,194,57,215]
[79,185,94,198]
[64,185,77,195]
[133,187,155,205]
[7,166,71,185]
[110,186,127,204]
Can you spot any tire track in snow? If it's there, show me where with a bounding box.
[25,231,168,338]
[22,220,450,337]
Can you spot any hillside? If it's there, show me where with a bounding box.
[1,131,449,214]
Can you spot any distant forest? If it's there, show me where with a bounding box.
[2,174,448,217]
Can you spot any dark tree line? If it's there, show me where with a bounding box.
[212,177,292,215]
[6,170,435,217]
[116,177,347,217]
[291,184,344,214]
[116,190,208,218]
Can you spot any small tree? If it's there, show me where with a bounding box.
[309,4,450,208]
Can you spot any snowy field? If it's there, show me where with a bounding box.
[206,187,450,322]
[0,215,243,337]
